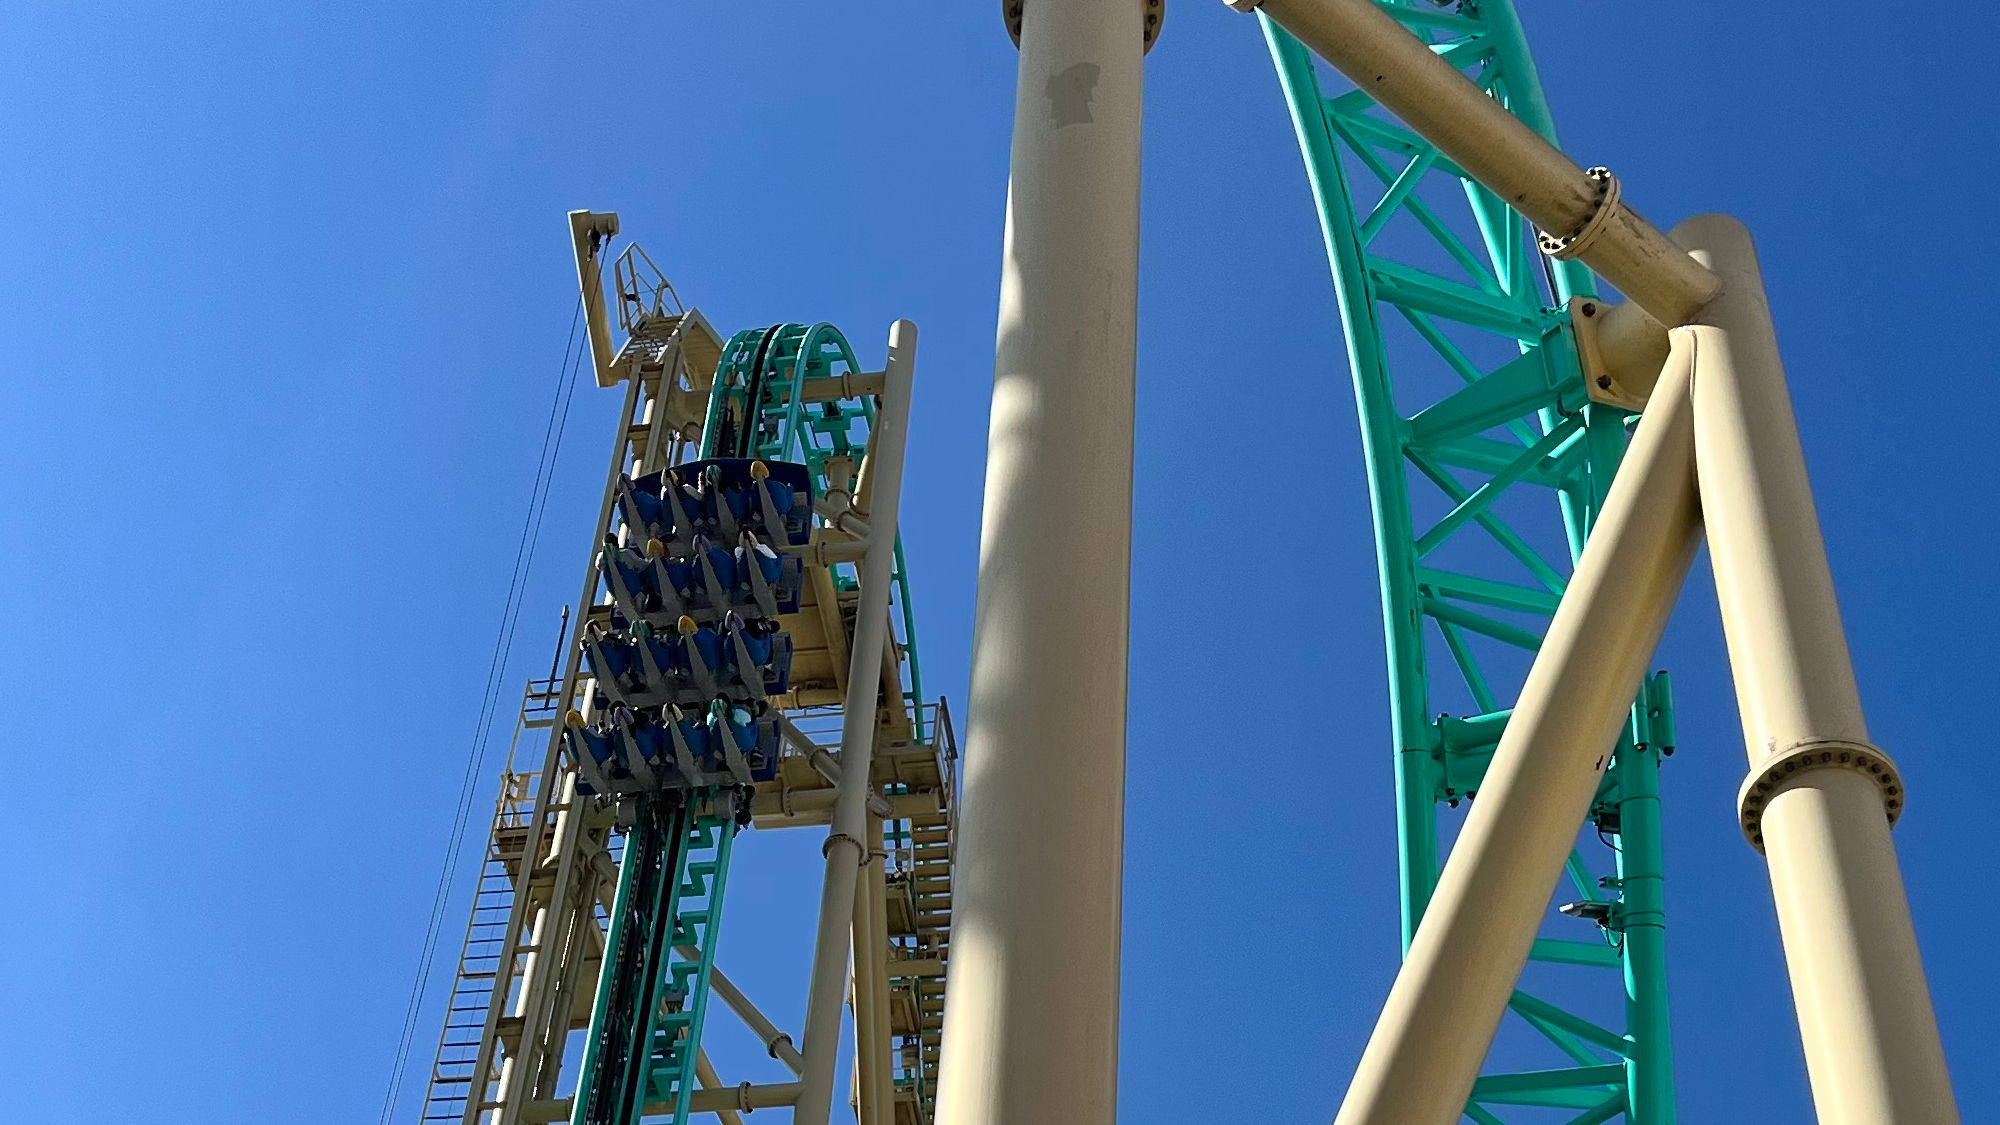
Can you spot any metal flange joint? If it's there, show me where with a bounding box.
[1004,0,1165,52]
[1737,738,1906,853]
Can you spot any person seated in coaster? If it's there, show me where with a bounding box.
[733,530,801,615]
[676,615,723,697]
[747,459,812,546]
[689,534,739,613]
[563,709,619,795]
[579,624,645,706]
[717,701,781,783]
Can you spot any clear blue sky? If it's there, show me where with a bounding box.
[3,3,1994,1122]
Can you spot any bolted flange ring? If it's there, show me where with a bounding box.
[1537,166,1622,261]
[1737,738,1905,853]
[1005,0,1165,52]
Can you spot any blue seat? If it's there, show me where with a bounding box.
[710,703,781,783]
[565,716,618,796]
[721,615,795,697]
[689,539,740,613]
[734,536,803,615]
[659,557,696,608]
[601,539,658,621]
[581,629,646,706]
[611,709,675,788]
[614,474,667,542]
[678,620,725,693]
[668,706,713,769]
[636,630,682,685]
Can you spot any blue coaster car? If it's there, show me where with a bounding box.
[568,702,780,796]
[676,458,814,548]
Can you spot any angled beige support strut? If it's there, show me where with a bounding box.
[1332,337,1704,1125]
[1224,0,1719,327]
[1679,215,1959,1124]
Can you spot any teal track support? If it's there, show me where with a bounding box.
[1259,5,1678,1121]
[641,812,737,1119]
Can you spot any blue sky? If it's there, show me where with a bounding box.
[2,2,1994,1123]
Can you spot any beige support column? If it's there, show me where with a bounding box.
[849,816,890,1125]
[1335,337,1704,1125]
[935,3,1146,1123]
[1678,214,1959,1125]
[864,819,895,1125]
[795,321,918,1125]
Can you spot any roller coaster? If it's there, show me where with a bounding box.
[388,4,1963,1124]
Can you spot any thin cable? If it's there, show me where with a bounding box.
[378,298,587,1125]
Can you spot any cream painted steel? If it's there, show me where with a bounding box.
[1677,214,1960,1124]
[458,224,730,1125]
[463,359,652,1125]
[693,1052,744,1125]
[852,811,896,1125]
[1225,0,1720,326]
[936,3,1143,1123]
[852,861,884,1125]
[569,211,622,388]
[1334,338,1703,1125]
[1573,298,1673,408]
[707,964,805,1074]
[795,320,919,1125]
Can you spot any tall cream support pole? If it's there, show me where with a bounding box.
[863,817,894,1125]
[934,3,1146,1123]
[1677,214,1960,1125]
[848,812,892,1125]
[795,321,918,1125]
[1334,339,1704,1125]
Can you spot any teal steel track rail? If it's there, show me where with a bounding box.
[707,323,926,731]
[1260,5,1677,1121]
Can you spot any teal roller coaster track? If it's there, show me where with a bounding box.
[1261,4,1677,1121]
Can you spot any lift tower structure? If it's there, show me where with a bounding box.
[410,213,961,1125]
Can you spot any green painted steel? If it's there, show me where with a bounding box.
[641,811,738,1119]
[576,319,926,1124]
[1259,6,1678,1121]
[570,798,703,1125]
[707,323,926,730]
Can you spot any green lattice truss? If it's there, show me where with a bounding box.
[1261,5,1677,1122]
